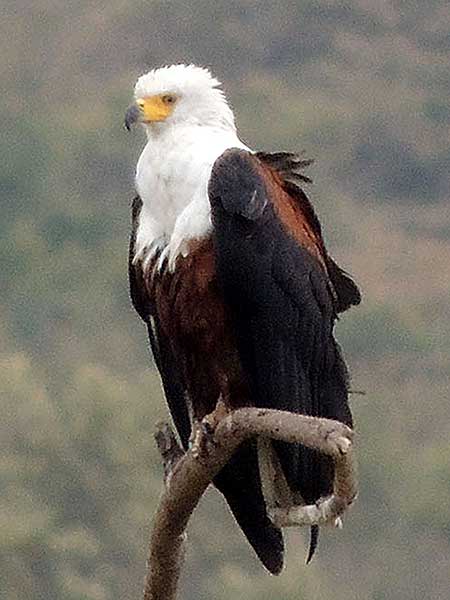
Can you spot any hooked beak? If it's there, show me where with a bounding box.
[124,104,141,131]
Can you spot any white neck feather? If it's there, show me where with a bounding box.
[133,120,250,271]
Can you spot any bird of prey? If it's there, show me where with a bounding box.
[126,64,360,574]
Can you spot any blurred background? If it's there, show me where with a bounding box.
[1,1,449,598]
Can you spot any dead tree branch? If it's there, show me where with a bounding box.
[143,407,357,600]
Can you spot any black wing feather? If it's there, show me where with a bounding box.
[214,442,285,574]
[257,152,361,313]
[209,148,353,505]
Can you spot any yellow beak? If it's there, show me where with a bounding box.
[138,95,174,123]
[125,94,177,130]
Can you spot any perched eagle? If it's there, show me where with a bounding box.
[126,64,360,574]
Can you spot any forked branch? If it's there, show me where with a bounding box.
[143,407,357,600]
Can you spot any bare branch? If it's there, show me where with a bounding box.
[154,422,185,483]
[143,407,357,600]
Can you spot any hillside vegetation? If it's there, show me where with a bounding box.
[1,1,449,598]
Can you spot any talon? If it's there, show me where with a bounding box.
[199,420,218,455]
[189,420,203,453]
[336,436,352,455]
[189,418,218,461]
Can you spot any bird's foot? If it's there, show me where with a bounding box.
[204,396,230,429]
[190,419,217,461]
[321,422,354,457]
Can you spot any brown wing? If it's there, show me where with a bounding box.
[256,151,361,312]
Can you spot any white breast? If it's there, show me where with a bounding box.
[133,124,249,271]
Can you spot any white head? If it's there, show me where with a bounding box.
[125,64,236,133]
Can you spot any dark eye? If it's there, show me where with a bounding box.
[162,94,176,105]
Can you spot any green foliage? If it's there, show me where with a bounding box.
[1,1,450,598]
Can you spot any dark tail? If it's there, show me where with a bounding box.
[306,525,319,564]
[213,439,285,574]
